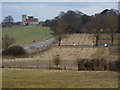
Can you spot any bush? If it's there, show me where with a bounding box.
[77,58,120,71]
[77,58,86,70]
[53,54,62,69]
[2,34,15,50]
[2,45,27,57]
[108,60,120,71]
[77,58,108,71]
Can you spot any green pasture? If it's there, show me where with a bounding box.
[2,26,53,46]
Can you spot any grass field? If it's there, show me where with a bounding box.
[2,68,118,88]
[2,33,119,88]
[3,34,119,69]
[2,47,99,69]
[2,26,53,46]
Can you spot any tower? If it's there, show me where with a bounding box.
[22,14,27,25]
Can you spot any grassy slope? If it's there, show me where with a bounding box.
[3,68,118,88]
[2,26,53,46]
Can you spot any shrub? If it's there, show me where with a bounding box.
[2,34,15,50]
[77,58,120,71]
[108,60,120,71]
[2,45,27,57]
[53,54,62,69]
[77,58,86,70]
[77,58,108,71]
[91,58,108,71]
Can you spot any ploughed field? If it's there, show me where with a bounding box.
[61,33,119,46]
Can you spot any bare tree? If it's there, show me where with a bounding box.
[109,28,116,46]
[106,10,118,45]
[90,14,102,46]
[92,29,100,46]
[58,18,69,46]
[53,54,62,69]
[51,18,69,46]
[2,34,15,50]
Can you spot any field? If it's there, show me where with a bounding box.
[2,68,118,88]
[3,47,99,69]
[61,34,94,45]
[3,34,119,68]
[2,33,119,88]
[2,26,53,46]
[61,33,119,45]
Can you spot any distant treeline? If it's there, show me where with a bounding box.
[42,9,119,33]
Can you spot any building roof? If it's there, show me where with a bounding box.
[26,18,38,22]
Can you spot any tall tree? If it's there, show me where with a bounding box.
[51,18,69,46]
[92,29,100,46]
[61,10,82,33]
[3,15,14,27]
[106,9,118,45]
[82,14,91,25]
[89,14,102,46]
[100,9,109,15]
[57,18,69,46]
[43,19,52,27]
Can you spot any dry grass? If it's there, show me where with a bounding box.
[61,33,119,45]
[109,46,120,56]
[3,47,98,69]
[99,33,119,45]
[2,33,119,88]
[2,68,118,88]
[3,34,119,69]
[105,46,119,61]
[61,34,94,45]
[99,33,119,39]
[91,47,105,58]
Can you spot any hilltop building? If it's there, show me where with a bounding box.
[22,14,39,25]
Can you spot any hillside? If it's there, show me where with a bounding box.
[3,33,119,88]
[3,33,119,69]
[2,26,53,46]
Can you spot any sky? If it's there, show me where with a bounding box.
[2,2,118,22]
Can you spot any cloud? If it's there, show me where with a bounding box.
[2,2,118,21]
[2,0,119,2]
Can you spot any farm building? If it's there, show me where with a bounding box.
[22,14,39,25]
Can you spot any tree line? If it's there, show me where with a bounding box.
[42,9,119,46]
[2,8,119,47]
[43,9,118,33]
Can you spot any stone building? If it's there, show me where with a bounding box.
[22,14,39,25]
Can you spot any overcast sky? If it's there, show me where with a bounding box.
[2,2,118,22]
